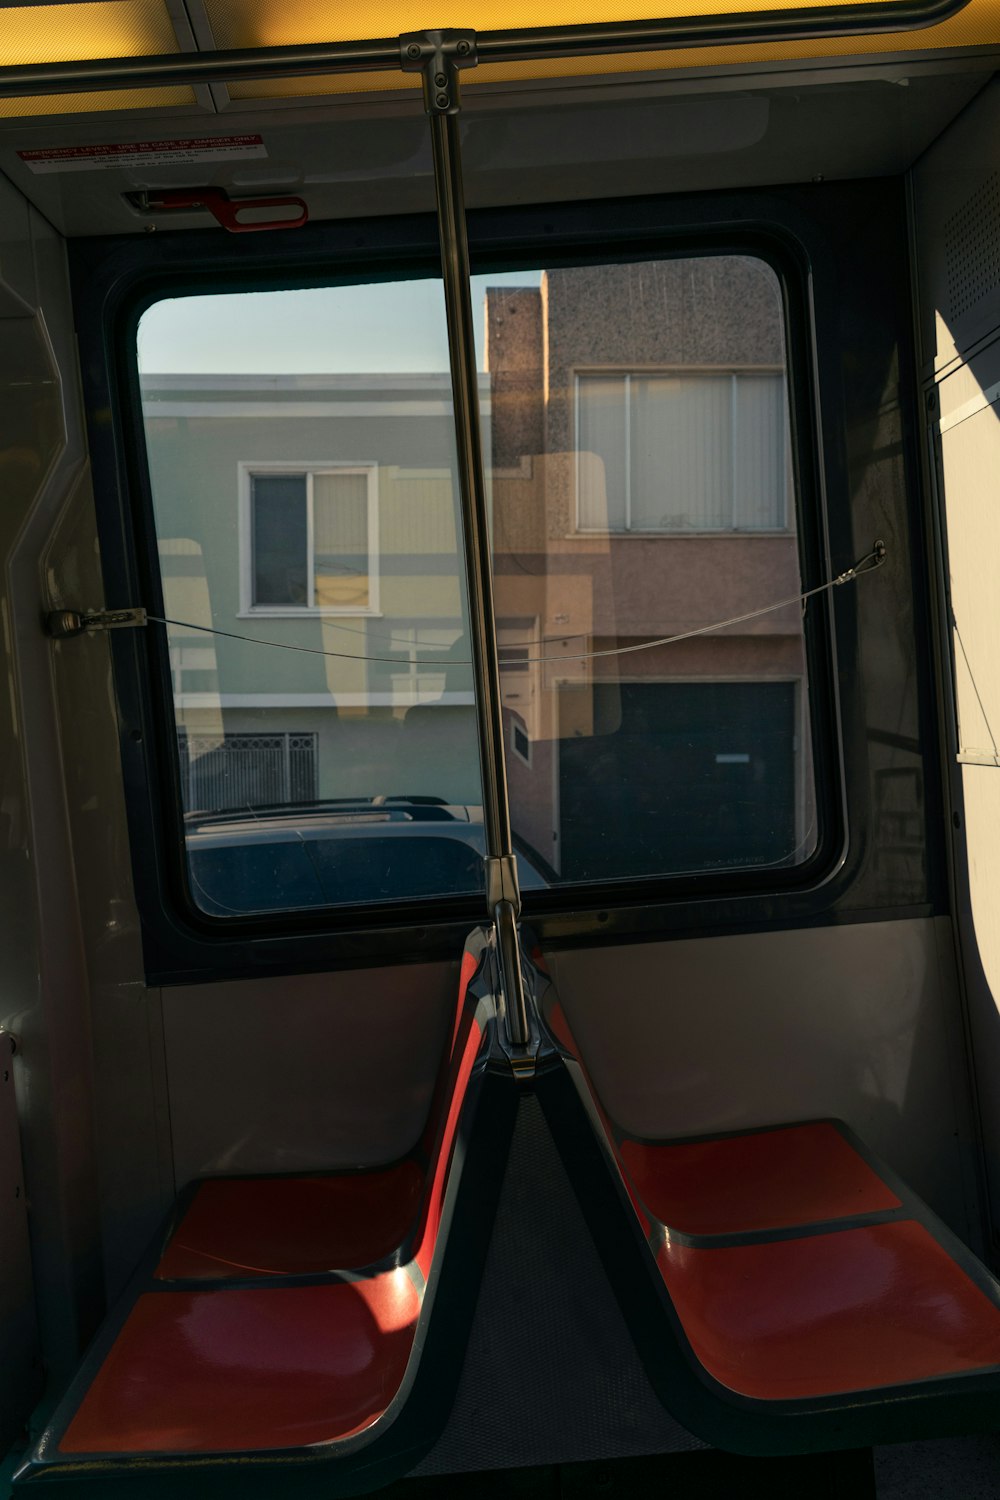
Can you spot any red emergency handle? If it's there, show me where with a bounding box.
[142,185,308,233]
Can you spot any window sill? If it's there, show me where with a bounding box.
[570,529,793,540]
[236,609,384,620]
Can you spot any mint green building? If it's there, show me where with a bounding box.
[140,373,489,812]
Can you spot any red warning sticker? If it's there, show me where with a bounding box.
[17,134,268,173]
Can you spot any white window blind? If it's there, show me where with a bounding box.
[313,471,370,610]
[578,371,789,533]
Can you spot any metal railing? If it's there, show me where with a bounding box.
[178,732,318,814]
[0,0,972,97]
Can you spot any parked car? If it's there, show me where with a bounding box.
[184,796,549,916]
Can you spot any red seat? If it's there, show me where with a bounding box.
[659,1221,1000,1400]
[536,968,1000,1454]
[59,1274,420,1454]
[155,1165,427,1280]
[618,1121,900,1236]
[17,929,510,1490]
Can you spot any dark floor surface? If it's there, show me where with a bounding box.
[6,1433,1000,1496]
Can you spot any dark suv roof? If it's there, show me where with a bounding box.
[183,798,547,916]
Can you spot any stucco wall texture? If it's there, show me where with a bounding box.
[485,256,804,676]
[484,256,809,872]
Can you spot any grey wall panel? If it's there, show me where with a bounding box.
[0,71,986,238]
[913,76,1000,376]
[0,176,105,1389]
[0,1037,40,1454]
[163,959,458,1183]
[547,916,978,1243]
[45,471,175,1304]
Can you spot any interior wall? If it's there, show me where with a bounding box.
[43,476,173,1306]
[913,75,1000,1250]
[161,962,459,1186]
[0,171,102,1401]
[0,68,989,238]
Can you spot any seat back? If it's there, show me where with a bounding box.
[410,926,498,1279]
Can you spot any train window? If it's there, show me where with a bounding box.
[136,277,493,917]
[473,254,817,886]
[128,241,825,935]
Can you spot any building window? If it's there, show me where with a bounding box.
[242,465,378,613]
[511,718,532,768]
[380,627,466,706]
[498,618,540,740]
[576,370,789,533]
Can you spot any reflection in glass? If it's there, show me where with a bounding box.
[313,471,370,610]
[136,255,816,919]
[137,282,491,916]
[251,474,308,605]
[474,255,815,887]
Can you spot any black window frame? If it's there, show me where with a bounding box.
[71,188,878,986]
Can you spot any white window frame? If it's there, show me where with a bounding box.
[386,626,464,707]
[238,460,380,617]
[573,367,791,537]
[498,617,541,744]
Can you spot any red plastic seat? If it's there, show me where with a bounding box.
[59,1274,421,1454]
[155,1165,427,1280]
[16,930,510,1491]
[658,1221,1000,1400]
[537,969,1000,1453]
[618,1121,900,1236]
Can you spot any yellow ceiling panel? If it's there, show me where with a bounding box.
[204,0,924,50]
[207,0,1000,100]
[0,0,995,110]
[0,85,194,114]
[226,68,417,98]
[0,0,193,113]
[0,0,179,64]
[467,0,1000,79]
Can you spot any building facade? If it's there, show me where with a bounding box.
[141,253,811,889]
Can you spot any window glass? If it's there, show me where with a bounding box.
[251,474,307,604]
[578,377,627,530]
[579,370,787,533]
[473,254,817,886]
[136,255,817,920]
[313,471,371,610]
[137,279,495,917]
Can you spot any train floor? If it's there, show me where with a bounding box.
[876,1436,1000,1497]
[5,1438,1000,1497]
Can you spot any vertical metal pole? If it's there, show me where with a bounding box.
[402,30,529,1047]
[429,108,511,864]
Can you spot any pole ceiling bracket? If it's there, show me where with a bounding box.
[399,29,477,115]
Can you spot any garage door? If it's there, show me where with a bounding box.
[558,681,799,883]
